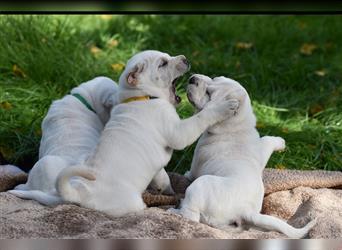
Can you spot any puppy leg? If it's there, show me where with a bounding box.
[149,168,175,195]
[260,136,286,167]
[104,192,146,217]
[168,206,201,222]
[167,99,239,150]
[14,155,69,192]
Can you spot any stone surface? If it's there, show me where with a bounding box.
[0,165,27,192]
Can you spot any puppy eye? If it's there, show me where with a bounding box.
[159,59,168,68]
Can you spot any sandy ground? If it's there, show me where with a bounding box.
[1,186,341,239]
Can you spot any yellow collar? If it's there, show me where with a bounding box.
[122,95,157,104]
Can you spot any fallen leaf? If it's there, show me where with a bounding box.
[0,101,12,110]
[111,63,125,72]
[256,122,265,129]
[281,127,289,133]
[297,21,307,30]
[0,146,14,159]
[235,60,241,69]
[107,39,119,48]
[235,42,253,50]
[314,69,327,77]
[100,15,113,20]
[308,144,316,149]
[192,50,199,57]
[213,41,220,48]
[332,89,340,97]
[90,45,102,56]
[275,164,286,170]
[12,64,27,78]
[300,43,318,55]
[309,104,324,116]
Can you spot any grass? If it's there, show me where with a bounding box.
[0,15,341,173]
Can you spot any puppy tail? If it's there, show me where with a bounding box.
[8,189,63,206]
[244,213,317,239]
[56,165,96,204]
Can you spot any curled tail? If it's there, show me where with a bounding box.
[56,165,96,204]
[244,213,316,239]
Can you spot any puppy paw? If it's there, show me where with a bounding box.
[273,136,286,152]
[167,208,181,216]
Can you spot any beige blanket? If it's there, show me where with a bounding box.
[0,165,341,239]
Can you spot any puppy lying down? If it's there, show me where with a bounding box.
[168,74,316,238]
[56,51,240,217]
[9,77,118,205]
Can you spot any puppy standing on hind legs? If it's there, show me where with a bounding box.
[169,74,316,238]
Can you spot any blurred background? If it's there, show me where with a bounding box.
[0,15,341,173]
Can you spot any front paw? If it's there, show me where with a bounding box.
[273,137,286,152]
[167,207,181,215]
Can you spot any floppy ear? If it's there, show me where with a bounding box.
[227,89,247,104]
[127,63,145,86]
[103,94,117,109]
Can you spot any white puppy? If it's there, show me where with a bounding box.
[169,74,316,238]
[9,77,118,205]
[56,51,240,217]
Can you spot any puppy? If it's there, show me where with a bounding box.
[56,51,240,217]
[169,74,316,238]
[9,77,118,205]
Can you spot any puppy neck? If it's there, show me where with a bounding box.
[71,85,96,111]
[71,81,115,125]
[117,89,152,103]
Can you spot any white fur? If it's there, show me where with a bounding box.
[169,74,316,238]
[9,77,118,205]
[56,51,240,217]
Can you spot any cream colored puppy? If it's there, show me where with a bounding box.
[9,77,118,205]
[169,74,316,239]
[56,51,240,217]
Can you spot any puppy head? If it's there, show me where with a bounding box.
[187,74,248,109]
[119,50,190,105]
[187,74,256,129]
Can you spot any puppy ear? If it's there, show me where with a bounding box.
[227,89,247,104]
[103,94,117,109]
[127,62,145,86]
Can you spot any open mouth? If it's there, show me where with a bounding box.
[187,88,211,110]
[172,77,181,104]
[205,89,211,100]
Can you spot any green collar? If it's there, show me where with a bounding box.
[72,93,96,114]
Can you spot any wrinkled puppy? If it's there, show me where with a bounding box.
[169,74,316,238]
[9,77,118,205]
[56,51,239,217]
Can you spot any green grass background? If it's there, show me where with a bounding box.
[0,15,341,173]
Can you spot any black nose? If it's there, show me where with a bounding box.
[189,76,197,85]
[182,58,189,67]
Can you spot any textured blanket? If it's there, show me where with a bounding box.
[0,165,341,239]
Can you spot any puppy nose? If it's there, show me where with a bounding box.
[182,58,189,67]
[189,76,197,85]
